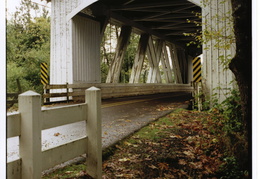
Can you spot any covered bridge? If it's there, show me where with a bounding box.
[49,0,236,102]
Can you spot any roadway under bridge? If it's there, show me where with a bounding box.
[49,0,236,103]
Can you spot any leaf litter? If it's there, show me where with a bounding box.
[43,109,229,178]
[102,109,225,178]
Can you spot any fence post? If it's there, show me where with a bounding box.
[85,87,102,179]
[19,91,42,179]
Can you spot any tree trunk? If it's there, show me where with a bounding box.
[229,0,251,175]
[230,0,251,131]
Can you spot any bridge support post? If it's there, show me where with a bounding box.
[106,26,132,83]
[169,44,183,83]
[146,38,163,83]
[129,34,149,83]
[160,42,174,83]
[177,48,188,83]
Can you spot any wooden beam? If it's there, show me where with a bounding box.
[146,37,163,83]
[134,15,200,21]
[112,1,193,10]
[109,12,185,48]
[129,34,150,83]
[169,44,183,83]
[132,5,197,21]
[123,0,135,5]
[177,49,188,83]
[106,26,132,83]
[165,29,199,36]
[161,42,174,83]
[151,22,185,30]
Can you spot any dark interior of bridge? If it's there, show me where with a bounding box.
[79,0,202,57]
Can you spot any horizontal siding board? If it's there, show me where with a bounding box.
[42,137,88,171]
[41,103,87,130]
[7,112,21,138]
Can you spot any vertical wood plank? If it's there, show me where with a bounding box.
[19,91,42,179]
[211,0,220,101]
[218,0,227,101]
[72,15,101,83]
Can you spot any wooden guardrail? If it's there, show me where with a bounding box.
[43,83,193,104]
[7,79,22,108]
[7,87,102,179]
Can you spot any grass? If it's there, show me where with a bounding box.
[42,163,88,179]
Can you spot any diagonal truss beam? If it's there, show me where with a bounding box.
[129,34,150,83]
[106,26,132,83]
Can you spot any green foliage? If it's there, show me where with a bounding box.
[204,88,248,178]
[7,0,50,94]
[7,62,33,92]
[101,24,141,83]
[100,23,118,82]
[211,89,243,133]
[120,33,139,83]
[217,156,246,179]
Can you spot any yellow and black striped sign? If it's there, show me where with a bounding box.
[192,56,202,82]
[41,63,49,86]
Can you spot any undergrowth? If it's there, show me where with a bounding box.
[42,89,249,178]
[207,89,249,178]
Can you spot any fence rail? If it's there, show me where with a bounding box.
[7,93,19,107]
[43,83,193,104]
[7,79,22,108]
[7,87,102,179]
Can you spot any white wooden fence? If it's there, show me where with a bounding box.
[7,87,102,179]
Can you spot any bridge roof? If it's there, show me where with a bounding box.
[85,0,202,56]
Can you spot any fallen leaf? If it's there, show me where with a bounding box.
[158,162,169,170]
[178,159,187,165]
[118,158,130,162]
[54,132,61,136]
[183,150,195,159]
[115,145,123,150]
[149,165,158,169]
[124,141,132,146]
[189,161,203,169]
[170,135,182,139]
[115,174,134,178]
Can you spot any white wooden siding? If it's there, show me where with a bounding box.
[51,0,100,84]
[202,0,236,103]
[72,15,101,83]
